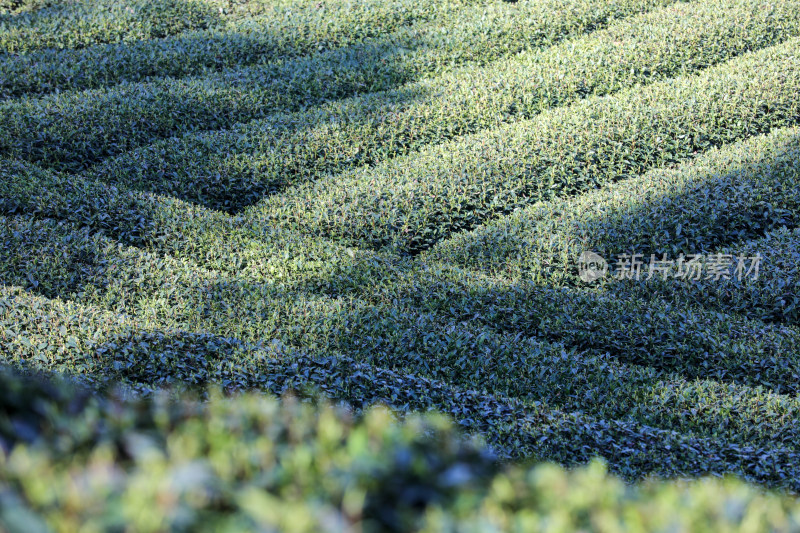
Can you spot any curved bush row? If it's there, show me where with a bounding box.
[0,0,680,172]
[4,217,800,456]
[0,0,487,98]
[425,126,800,323]
[3,160,800,395]
[427,126,800,278]
[249,37,800,255]
[87,0,800,212]
[4,155,799,396]
[4,369,800,532]
[0,0,222,53]
[0,159,381,286]
[5,211,799,393]
[377,264,800,394]
[3,158,798,392]
[715,228,800,321]
[4,282,800,492]
[65,344,800,490]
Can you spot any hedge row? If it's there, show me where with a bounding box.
[0,0,486,98]
[0,0,679,172]
[3,156,800,396]
[3,216,800,459]
[377,264,800,393]
[714,228,800,320]
[427,126,800,277]
[4,280,800,492]
[249,37,800,255]
[0,159,377,286]
[86,0,800,212]
[4,369,800,532]
[4,156,799,399]
[426,126,800,323]
[0,0,222,54]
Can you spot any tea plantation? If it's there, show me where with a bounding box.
[2,0,800,530]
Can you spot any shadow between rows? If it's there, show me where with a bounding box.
[423,129,800,324]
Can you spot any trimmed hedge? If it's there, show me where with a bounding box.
[85,0,800,212]
[3,156,799,393]
[0,0,485,98]
[4,282,800,491]
[3,157,798,397]
[3,369,800,532]
[4,0,800,502]
[426,126,800,323]
[0,0,222,53]
[249,37,800,255]
[0,159,372,283]
[0,0,679,172]
[369,263,800,394]
[4,215,800,467]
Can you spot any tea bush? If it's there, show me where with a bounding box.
[3,0,800,525]
[0,0,677,171]
[3,368,800,533]
[250,37,800,255]
[426,126,800,323]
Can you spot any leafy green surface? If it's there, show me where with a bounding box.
[2,368,800,533]
[2,0,800,528]
[84,0,800,213]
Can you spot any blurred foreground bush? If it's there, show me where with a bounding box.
[1,367,799,532]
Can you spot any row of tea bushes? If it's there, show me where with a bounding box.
[85,0,800,212]
[426,127,800,279]
[4,157,800,396]
[4,282,800,491]
[4,215,800,457]
[0,0,222,53]
[425,126,800,323]
[0,0,488,98]
[0,0,679,172]
[3,209,797,391]
[0,158,384,287]
[711,228,800,322]
[5,152,799,397]
[249,37,800,255]
[371,262,800,395]
[3,367,800,532]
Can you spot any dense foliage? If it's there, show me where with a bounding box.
[2,368,800,532]
[2,0,800,528]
